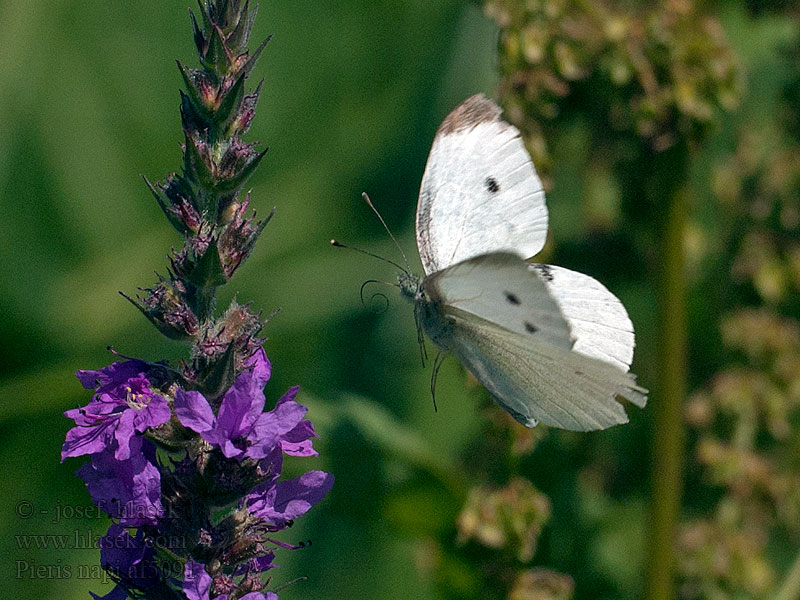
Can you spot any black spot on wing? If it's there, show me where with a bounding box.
[504,291,520,305]
[485,177,500,193]
[533,264,553,282]
[524,322,538,334]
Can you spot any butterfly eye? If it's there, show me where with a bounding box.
[504,291,521,305]
[524,322,538,334]
[485,177,500,194]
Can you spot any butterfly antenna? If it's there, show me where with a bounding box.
[330,239,409,275]
[271,578,308,593]
[430,350,447,413]
[361,192,412,275]
[360,279,398,313]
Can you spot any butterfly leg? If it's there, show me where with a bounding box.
[430,349,448,413]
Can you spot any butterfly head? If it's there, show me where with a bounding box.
[397,271,423,303]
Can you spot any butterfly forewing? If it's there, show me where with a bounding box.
[416,95,549,275]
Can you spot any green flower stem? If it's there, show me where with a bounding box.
[775,548,800,600]
[646,148,689,600]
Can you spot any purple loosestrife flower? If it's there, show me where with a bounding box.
[175,349,319,460]
[95,525,164,596]
[246,470,334,527]
[76,436,163,526]
[63,360,170,461]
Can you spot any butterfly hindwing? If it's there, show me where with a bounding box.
[422,252,572,352]
[415,95,549,275]
[420,253,645,431]
[445,312,646,430]
[530,264,636,371]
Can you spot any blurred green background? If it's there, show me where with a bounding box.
[2,1,799,600]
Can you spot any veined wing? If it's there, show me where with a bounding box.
[416,95,548,275]
[445,309,647,431]
[530,264,636,371]
[422,252,572,352]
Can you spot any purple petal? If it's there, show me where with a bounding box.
[280,439,318,457]
[246,347,272,390]
[259,446,284,482]
[183,561,211,600]
[236,551,276,575]
[78,441,162,526]
[61,419,115,460]
[76,360,150,390]
[272,471,334,520]
[246,388,317,459]
[277,385,299,404]
[216,437,245,459]
[240,593,277,600]
[113,410,137,460]
[249,471,333,524]
[216,379,265,440]
[282,419,317,443]
[133,394,171,432]
[175,389,216,433]
[100,525,160,587]
[251,394,307,439]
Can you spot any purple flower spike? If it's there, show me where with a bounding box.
[247,470,334,526]
[63,361,170,461]
[68,2,332,598]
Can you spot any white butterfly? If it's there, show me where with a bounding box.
[354,94,647,431]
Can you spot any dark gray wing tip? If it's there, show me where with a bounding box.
[437,94,502,136]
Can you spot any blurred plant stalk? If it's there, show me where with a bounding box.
[648,147,689,600]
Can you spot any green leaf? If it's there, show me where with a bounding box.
[182,131,215,188]
[177,61,212,116]
[188,8,206,57]
[228,0,257,51]
[212,147,267,193]
[240,34,271,78]
[194,341,237,400]
[180,90,213,139]
[214,69,246,128]
[142,175,191,235]
[203,24,232,75]
[187,238,228,288]
[217,0,233,28]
